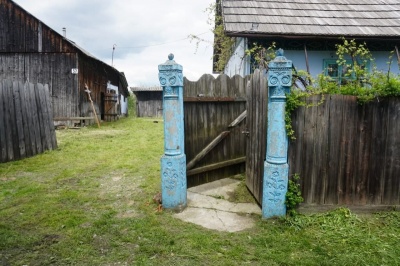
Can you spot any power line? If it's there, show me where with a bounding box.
[117,31,210,49]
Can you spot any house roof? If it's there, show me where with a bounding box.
[221,0,400,39]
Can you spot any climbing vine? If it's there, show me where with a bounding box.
[245,42,276,71]
[285,173,304,216]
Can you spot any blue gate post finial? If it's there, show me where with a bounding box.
[263,49,292,218]
[158,54,187,212]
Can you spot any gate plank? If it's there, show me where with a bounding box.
[245,70,267,204]
[187,157,246,176]
[186,131,230,170]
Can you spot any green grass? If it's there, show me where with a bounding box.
[1,97,400,265]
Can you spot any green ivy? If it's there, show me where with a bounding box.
[285,173,304,216]
[285,38,400,140]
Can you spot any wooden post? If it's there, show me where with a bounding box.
[84,84,101,128]
[395,45,400,69]
[158,54,187,212]
[304,44,312,85]
[263,49,292,218]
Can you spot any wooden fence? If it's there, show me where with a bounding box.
[0,79,57,163]
[184,74,248,187]
[289,95,400,207]
[182,70,400,207]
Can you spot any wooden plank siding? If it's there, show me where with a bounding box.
[0,53,79,119]
[0,0,73,53]
[288,95,400,207]
[183,74,248,187]
[0,0,129,126]
[133,91,163,118]
[0,79,57,163]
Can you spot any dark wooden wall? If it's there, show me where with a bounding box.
[133,91,163,117]
[0,79,57,163]
[0,0,73,53]
[184,74,248,187]
[0,53,79,118]
[78,55,122,121]
[0,0,129,124]
[289,95,400,206]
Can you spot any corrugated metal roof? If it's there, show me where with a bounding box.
[222,0,400,38]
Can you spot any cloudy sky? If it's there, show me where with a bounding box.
[13,0,216,87]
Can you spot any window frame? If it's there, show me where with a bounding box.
[323,59,370,84]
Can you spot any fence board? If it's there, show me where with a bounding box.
[385,99,400,204]
[289,94,400,207]
[29,82,40,154]
[0,81,6,161]
[13,81,26,159]
[326,95,341,204]
[0,79,57,163]
[4,79,15,161]
[20,81,32,157]
[314,96,329,204]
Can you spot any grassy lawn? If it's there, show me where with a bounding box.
[1,97,400,265]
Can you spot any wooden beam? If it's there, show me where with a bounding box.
[304,44,310,75]
[186,131,230,170]
[228,110,247,128]
[184,96,246,102]
[187,157,246,176]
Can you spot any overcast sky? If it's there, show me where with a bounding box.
[13,0,216,87]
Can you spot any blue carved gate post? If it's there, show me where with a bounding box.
[158,54,187,211]
[263,49,292,218]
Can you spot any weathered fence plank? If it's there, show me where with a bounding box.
[289,94,400,207]
[0,79,57,163]
[20,81,32,157]
[384,99,400,204]
[13,81,26,159]
[0,81,6,161]
[245,70,267,204]
[4,79,15,161]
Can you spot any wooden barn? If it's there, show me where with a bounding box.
[131,86,163,117]
[0,0,129,126]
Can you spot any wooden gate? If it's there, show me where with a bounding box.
[103,92,118,122]
[245,70,268,204]
[184,71,268,202]
[184,74,248,187]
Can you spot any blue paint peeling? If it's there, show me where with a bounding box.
[158,54,187,212]
[263,49,292,218]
